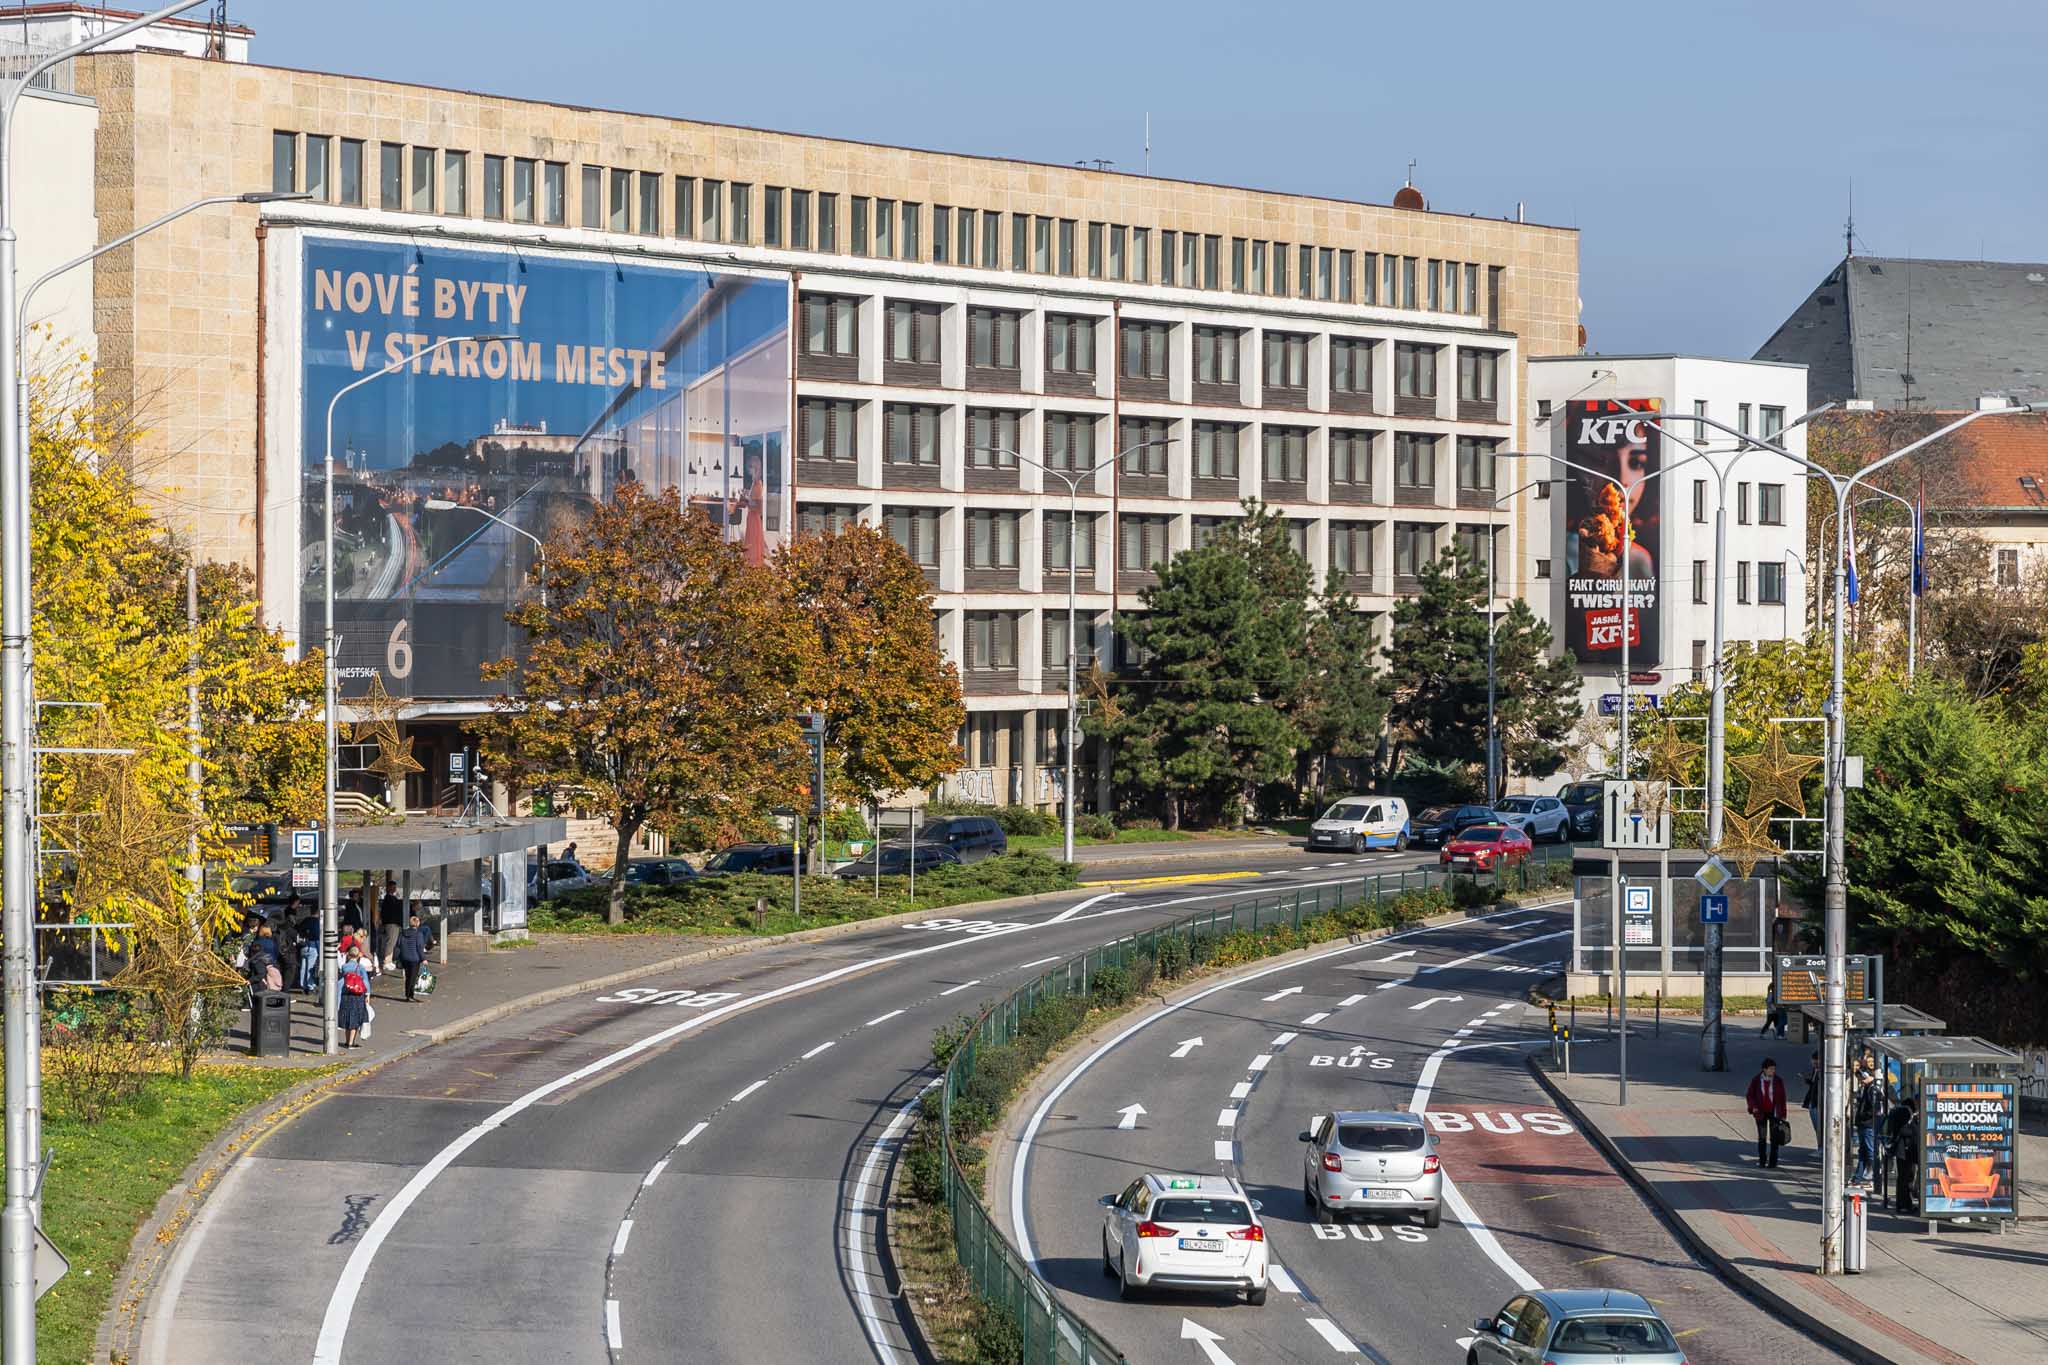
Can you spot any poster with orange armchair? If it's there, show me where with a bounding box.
[1922,1081,2016,1218]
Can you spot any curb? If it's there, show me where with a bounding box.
[1523,1053,1901,1365]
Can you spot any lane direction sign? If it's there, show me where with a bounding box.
[1170,1037,1204,1060]
[1115,1104,1146,1131]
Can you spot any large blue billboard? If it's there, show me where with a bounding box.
[299,236,790,698]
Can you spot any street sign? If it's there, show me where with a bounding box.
[35,1224,67,1299]
[290,866,319,890]
[1693,855,1732,895]
[1600,780,1671,851]
[290,828,320,861]
[1622,883,1655,945]
[1774,953,1874,1005]
[1598,692,1662,716]
[449,751,467,781]
[1700,893,1729,925]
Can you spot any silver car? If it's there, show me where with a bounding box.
[1468,1289,1685,1365]
[1492,795,1571,843]
[1300,1110,1441,1227]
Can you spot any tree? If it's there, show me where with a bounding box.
[1091,506,1310,827]
[1490,599,1582,780]
[481,489,804,923]
[1293,588,1388,802]
[777,524,964,851]
[1383,546,1492,775]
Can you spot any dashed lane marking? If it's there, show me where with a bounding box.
[1272,1031,1299,1047]
[1301,1011,1330,1025]
[802,1041,836,1060]
[1249,1054,1273,1072]
[1217,1108,1238,1127]
[939,979,982,996]
[1306,1318,1361,1352]
[1270,1265,1301,1294]
[640,1161,667,1188]
[1213,1139,1234,1162]
[1338,993,1368,1007]
[730,1080,767,1103]
[1230,1082,1252,1100]
[611,1221,632,1256]
[865,1009,905,1026]
[679,1122,707,1146]
[605,1300,622,1351]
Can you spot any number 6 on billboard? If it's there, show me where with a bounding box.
[386,618,413,679]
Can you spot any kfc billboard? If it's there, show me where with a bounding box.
[1565,398,1662,670]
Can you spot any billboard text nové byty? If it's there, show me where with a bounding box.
[299,236,790,699]
[1564,398,1662,671]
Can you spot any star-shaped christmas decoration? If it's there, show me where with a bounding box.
[1641,721,1702,790]
[1730,723,1822,818]
[1713,806,1782,879]
[350,673,422,788]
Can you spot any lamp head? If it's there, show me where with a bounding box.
[423,498,457,511]
[239,190,313,203]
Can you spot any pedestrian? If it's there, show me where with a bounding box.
[247,922,283,991]
[1746,1056,1789,1168]
[378,878,404,971]
[295,904,321,993]
[1800,1050,1823,1149]
[395,913,434,1002]
[1852,1062,1885,1185]
[564,841,578,867]
[1759,980,1787,1039]
[337,943,373,1049]
[1888,1094,1921,1214]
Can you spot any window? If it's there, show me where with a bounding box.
[1044,413,1094,471]
[1693,640,1709,678]
[789,189,810,250]
[1263,333,1308,391]
[1401,256,1417,308]
[874,198,895,257]
[1738,482,1752,525]
[1263,425,1308,483]
[818,192,838,252]
[899,201,918,259]
[1330,522,1373,576]
[1457,348,1498,402]
[1535,558,1552,579]
[1760,405,1786,440]
[1331,338,1371,395]
[609,169,631,232]
[1189,515,1231,550]
[1692,479,1708,523]
[1087,220,1105,278]
[1316,246,1334,300]
[1058,218,1076,275]
[966,510,1020,569]
[931,204,949,262]
[799,399,859,464]
[1298,244,1313,298]
[1120,321,1170,382]
[443,150,468,216]
[1360,252,1377,304]
[1043,612,1097,671]
[1046,511,1097,571]
[1694,398,1709,443]
[1759,483,1785,525]
[1119,418,1171,476]
[1395,342,1438,397]
[852,195,870,255]
[271,131,297,194]
[964,613,1017,671]
[1286,520,1309,560]
[1119,515,1171,572]
[543,162,566,225]
[380,142,403,209]
[1107,224,1126,280]
[1759,560,1786,605]
[884,404,942,467]
[719,182,745,242]
[801,293,858,358]
[1456,437,1497,494]
[967,410,1021,469]
[1202,234,1220,289]
[511,158,535,224]
[1738,402,1753,435]
[1395,433,1436,488]
[1394,523,1431,577]
[1456,524,1492,570]
[581,165,603,229]
[303,135,329,201]
[798,504,859,538]
[980,211,999,269]
[1330,430,1373,488]
[1159,230,1177,285]
[1033,215,1051,272]
[1250,241,1267,293]
[1427,258,1442,310]
[1383,254,1399,307]
[1736,560,1752,603]
[1995,547,2021,587]
[1536,398,1552,424]
[967,308,1019,371]
[639,172,661,235]
[1009,212,1027,270]
[887,301,943,366]
[338,138,364,206]
[1193,327,1239,386]
[674,177,694,239]
[410,146,435,212]
[1046,315,1096,376]
[1462,261,1478,312]
[1229,237,1246,290]
[1692,559,1708,604]
[1131,227,1150,282]
[482,155,505,219]
[886,507,940,567]
[1192,422,1241,481]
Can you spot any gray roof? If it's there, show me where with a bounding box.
[1754,256,2048,409]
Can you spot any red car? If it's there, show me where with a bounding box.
[1439,823,1533,872]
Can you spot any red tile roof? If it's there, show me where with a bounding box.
[1813,410,2048,512]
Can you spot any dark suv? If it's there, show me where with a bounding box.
[702,843,797,877]
[1411,804,1499,849]
[918,816,1008,864]
[1557,781,1605,840]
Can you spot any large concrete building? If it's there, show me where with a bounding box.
[26,11,1582,817]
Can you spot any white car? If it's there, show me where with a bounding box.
[1307,795,1411,853]
[1100,1173,1269,1305]
[1491,795,1571,844]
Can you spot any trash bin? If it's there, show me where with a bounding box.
[1844,1189,1868,1273]
[249,990,291,1057]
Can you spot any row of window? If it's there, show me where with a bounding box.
[271,128,1507,318]
[1536,398,1791,449]
[1690,478,1788,526]
[1690,558,1791,605]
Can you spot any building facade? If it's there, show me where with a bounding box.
[53,39,1580,812]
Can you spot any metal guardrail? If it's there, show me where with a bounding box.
[934,848,1571,1363]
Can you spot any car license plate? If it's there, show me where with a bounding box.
[1451,858,1473,868]
[1178,1237,1224,1252]
[1365,1189,1404,1201]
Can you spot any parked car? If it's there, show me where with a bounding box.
[1468,1289,1684,1365]
[1557,781,1605,840]
[915,815,1007,864]
[528,858,597,893]
[1307,795,1411,853]
[701,843,796,877]
[1411,804,1499,849]
[1491,794,1571,844]
[622,857,699,888]
[1300,1109,1442,1227]
[833,842,962,879]
[1439,823,1533,873]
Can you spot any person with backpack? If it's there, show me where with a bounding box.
[1851,1061,1885,1185]
[1745,1056,1789,1168]
[1887,1094,1921,1214]
[337,943,373,1049]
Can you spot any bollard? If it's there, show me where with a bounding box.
[1844,1189,1868,1273]
[754,896,766,932]
[1656,990,1662,1037]
[1561,1026,1573,1074]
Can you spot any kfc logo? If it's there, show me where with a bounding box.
[1585,607,1640,651]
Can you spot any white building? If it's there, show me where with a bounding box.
[1527,355,1810,770]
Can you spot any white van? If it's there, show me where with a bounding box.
[1307,795,1411,853]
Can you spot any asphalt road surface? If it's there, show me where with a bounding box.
[1006,907,1850,1365]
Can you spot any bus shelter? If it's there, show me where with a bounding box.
[1866,1035,2022,1229]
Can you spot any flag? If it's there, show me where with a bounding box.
[1844,502,1860,605]
[1911,500,1926,597]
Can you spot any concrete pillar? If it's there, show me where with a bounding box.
[1020,709,1040,810]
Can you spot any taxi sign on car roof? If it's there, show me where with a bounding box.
[1167,1178,1197,1190]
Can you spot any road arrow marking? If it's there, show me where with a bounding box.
[1171,1037,1204,1059]
[1409,995,1465,1012]
[1263,985,1303,1002]
[1180,1319,1236,1365]
[1372,949,1419,963]
[1116,1103,1146,1131]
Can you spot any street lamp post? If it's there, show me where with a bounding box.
[321,334,513,1056]
[1816,487,1918,679]
[423,498,549,608]
[974,438,1172,863]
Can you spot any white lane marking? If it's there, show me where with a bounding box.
[1230,1082,1253,1100]
[641,1160,668,1188]
[1454,1028,1475,1038]
[1248,1054,1273,1072]
[730,1079,768,1103]
[1375,979,1405,990]
[1338,993,1368,1007]
[802,1041,837,1060]
[1009,908,1535,1270]
[605,1299,623,1351]
[940,978,982,996]
[1216,1107,1238,1127]
[1116,1103,1146,1130]
[1272,1031,1299,1047]
[1306,1317,1361,1352]
[1300,1011,1330,1025]
[1465,1017,1491,1028]
[1017,955,1063,969]
[1264,985,1303,1002]
[147,1137,251,1365]
[865,1009,905,1026]
[1213,1139,1235,1161]
[1045,889,1125,924]
[849,1081,938,1365]
[1486,1005,1510,1016]
[611,1220,633,1257]
[1410,1044,1542,1292]
[1171,1037,1205,1059]
[679,1121,708,1146]
[1269,1264,1301,1294]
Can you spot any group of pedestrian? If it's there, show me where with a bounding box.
[1743,1045,1922,1212]
[238,881,439,1051]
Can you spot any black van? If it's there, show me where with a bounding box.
[918,816,1008,864]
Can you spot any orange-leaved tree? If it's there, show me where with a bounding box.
[777,523,963,857]
[482,487,805,923]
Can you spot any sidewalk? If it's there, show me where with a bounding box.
[1534,1017,2048,1365]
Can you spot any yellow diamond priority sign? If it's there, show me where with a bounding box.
[1694,855,1733,896]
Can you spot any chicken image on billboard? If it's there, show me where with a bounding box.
[298,236,789,699]
[1564,398,1662,670]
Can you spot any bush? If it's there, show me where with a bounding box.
[930,1014,975,1067]
[44,993,150,1123]
[926,799,1000,818]
[1119,815,1163,832]
[1449,874,1496,909]
[903,1124,949,1205]
[1156,932,1192,980]
[823,806,872,842]
[1090,964,1133,1005]
[992,805,1058,837]
[969,1298,1025,1365]
[1075,813,1116,841]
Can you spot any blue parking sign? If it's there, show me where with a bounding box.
[1700,893,1729,924]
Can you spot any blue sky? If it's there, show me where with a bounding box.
[236,0,2048,359]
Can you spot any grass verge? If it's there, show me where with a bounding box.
[1008,827,1198,851]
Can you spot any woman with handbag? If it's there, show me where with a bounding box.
[337,943,373,1049]
[1746,1056,1789,1168]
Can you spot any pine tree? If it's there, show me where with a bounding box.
[1294,586,1389,801]
[1491,599,1583,780]
[1384,545,1492,774]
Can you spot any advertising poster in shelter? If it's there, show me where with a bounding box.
[1921,1081,2016,1218]
[1564,398,1663,671]
[300,236,790,698]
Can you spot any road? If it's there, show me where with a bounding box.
[1006,907,1850,1365]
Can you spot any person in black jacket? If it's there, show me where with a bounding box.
[394,913,435,1002]
[1886,1094,1921,1213]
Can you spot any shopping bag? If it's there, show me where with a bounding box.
[416,969,436,997]
[362,1002,376,1040]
